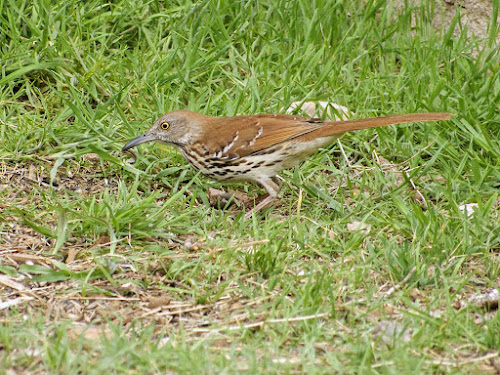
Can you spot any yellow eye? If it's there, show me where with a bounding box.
[160,122,170,130]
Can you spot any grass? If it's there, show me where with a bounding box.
[1,0,499,373]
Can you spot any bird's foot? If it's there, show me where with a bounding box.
[208,188,244,210]
[243,194,280,220]
[207,188,279,219]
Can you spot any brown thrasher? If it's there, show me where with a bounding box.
[122,110,452,217]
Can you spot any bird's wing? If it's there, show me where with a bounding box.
[201,114,325,160]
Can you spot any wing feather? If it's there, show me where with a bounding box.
[202,114,323,160]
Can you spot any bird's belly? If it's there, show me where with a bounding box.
[197,153,285,182]
[181,136,338,182]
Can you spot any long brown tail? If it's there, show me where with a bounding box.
[311,112,453,138]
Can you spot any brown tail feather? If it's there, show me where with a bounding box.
[312,112,453,138]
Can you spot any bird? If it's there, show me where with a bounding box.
[122,110,452,217]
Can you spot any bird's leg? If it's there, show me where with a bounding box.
[244,176,281,219]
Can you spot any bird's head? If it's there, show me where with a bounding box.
[122,110,205,152]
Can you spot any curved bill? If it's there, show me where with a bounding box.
[122,134,156,152]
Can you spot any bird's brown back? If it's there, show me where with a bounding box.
[196,112,453,161]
